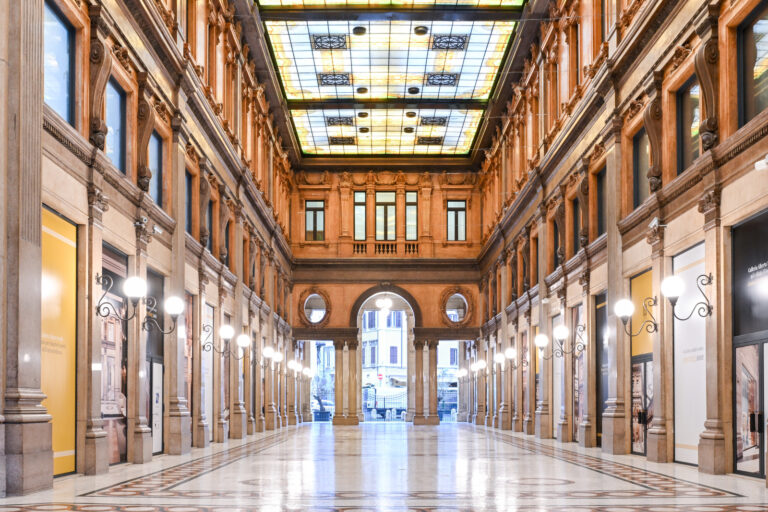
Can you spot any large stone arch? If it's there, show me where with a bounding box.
[348,283,423,327]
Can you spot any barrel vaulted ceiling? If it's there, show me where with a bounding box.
[239,0,530,171]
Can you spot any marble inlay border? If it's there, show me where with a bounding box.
[1,504,768,511]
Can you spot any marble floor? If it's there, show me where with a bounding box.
[3,422,768,511]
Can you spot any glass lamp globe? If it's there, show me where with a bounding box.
[263,346,274,359]
[505,347,516,360]
[477,359,487,370]
[164,296,185,317]
[470,362,478,372]
[302,367,311,377]
[534,333,550,349]
[219,324,235,340]
[236,334,251,349]
[123,276,147,300]
[661,275,685,305]
[493,352,506,365]
[553,324,569,343]
[273,352,284,363]
[614,299,635,323]
[457,368,467,378]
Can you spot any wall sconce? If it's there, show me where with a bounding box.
[504,347,528,369]
[287,360,306,376]
[96,273,183,334]
[201,324,250,360]
[661,274,713,320]
[457,368,468,379]
[493,352,506,370]
[302,367,315,379]
[614,297,658,337]
[470,360,487,374]
[549,324,588,358]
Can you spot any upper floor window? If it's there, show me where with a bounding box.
[354,191,366,241]
[447,200,466,241]
[148,131,163,206]
[405,191,418,241]
[677,77,701,174]
[305,200,325,241]
[596,166,607,236]
[44,1,75,125]
[185,170,193,234]
[571,197,581,255]
[552,219,561,269]
[370,345,376,365]
[364,310,377,330]
[632,127,651,208]
[450,348,458,366]
[206,200,213,252]
[105,79,127,173]
[223,221,231,265]
[375,192,396,241]
[739,3,768,126]
[600,0,607,42]
[389,346,398,364]
[386,311,402,328]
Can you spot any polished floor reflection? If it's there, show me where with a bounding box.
[3,422,768,511]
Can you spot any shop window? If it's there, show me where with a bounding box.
[305,200,325,241]
[375,192,396,241]
[185,170,193,234]
[105,79,127,173]
[44,1,75,125]
[405,191,418,241]
[596,166,606,236]
[632,127,650,208]
[354,191,366,241]
[676,77,701,174]
[447,200,466,241]
[739,2,768,126]
[572,197,581,255]
[148,131,163,206]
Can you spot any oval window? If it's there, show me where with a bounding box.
[304,293,327,324]
[445,293,468,323]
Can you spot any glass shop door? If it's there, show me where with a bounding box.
[734,341,766,477]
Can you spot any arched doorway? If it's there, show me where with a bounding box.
[356,292,416,422]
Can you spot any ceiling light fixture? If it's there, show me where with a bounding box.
[352,26,366,36]
[413,26,429,36]
[407,86,420,95]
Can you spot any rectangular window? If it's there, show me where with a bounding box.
[148,131,163,206]
[553,220,561,268]
[405,191,418,241]
[572,197,581,254]
[447,200,466,241]
[450,348,458,366]
[632,127,650,208]
[600,0,607,43]
[185,170,193,234]
[354,191,366,241]
[677,77,701,175]
[206,201,213,251]
[739,2,768,126]
[375,192,396,241]
[389,346,397,364]
[596,166,606,236]
[365,311,377,330]
[305,200,325,241]
[105,79,127,173]
[370,346,376,365]
[44,1,75,125]
[387,311,402,328]
[224,221,230,265]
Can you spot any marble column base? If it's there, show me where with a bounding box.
[230,409,247,439]
[425,415,440,425]
[457,411,469,422]
[83,428,109,475]
[302,411,313,423]
[288,413,298,426]
[264,411,277,431]
[492,414,498,428]
[698,429,726,474]
[512,415,522,432]
[332,416,359,426]
[646,427,668,463]
[523,416,534,435]
[578,421,594,447]
[5,420,52,495]
[413,415,428,425]
[193,421,210,448]
[474,413,486,425]
[485,414,493,427]
[601,412,627,455]
[556,420,571,443]
[499,410,512,430]
[215,420,229,442]
[535,410,551,439]
[167,414,192,455]
[247,417,256,435]
[131,426,153,463]
[257,416,266,432]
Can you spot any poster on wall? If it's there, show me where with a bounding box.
[521,332,529,417]
[202,303,214,441]
[733,209,768,336]
[551,314,563,436]
[572,304,585,442]
[672,244,707,465]
[101,246,129,464]
[184,293,194,411]
[41,208,77,475]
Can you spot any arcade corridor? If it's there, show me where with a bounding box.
[1,423,767,511]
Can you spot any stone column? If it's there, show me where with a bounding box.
[347,340,359,425]
[193,271,210,446]
[512,320,523,432]
[302,343,312,422]
[244,307,255,435]
[82,180,109,474]
[264,334,277,431]
[457,342,469,422]
[494,340,503,428]
[413,340,426,424]
[167,112,192,454]
[426,340,440,425]
[279,341,288,427]
[646,224,669,462]
[3,0,52,494]
[253,329,264,432]
[213,288,229,442]
[501,333,513,429]
[523,312,535,434]
[578,271,595,447]
[287,341,297,425]
[128,221,152,461]
[602,113,628,455]
[475,340,487,425]
[535,212,552,440]
[332,340,346,425]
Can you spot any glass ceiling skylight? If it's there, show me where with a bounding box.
[292,108,483,155]
[259,0,523,7]
[265,20,515,101]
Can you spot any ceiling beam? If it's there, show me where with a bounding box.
[285,99,488,110]
[258,7,524,22]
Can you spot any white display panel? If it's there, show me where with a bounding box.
[551,314,563,438]
[152,362,163,454]
[672,243,707,465]
[202,304,215,441]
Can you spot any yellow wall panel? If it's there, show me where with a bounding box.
[630,269,653,357]
[41,208,77,475]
